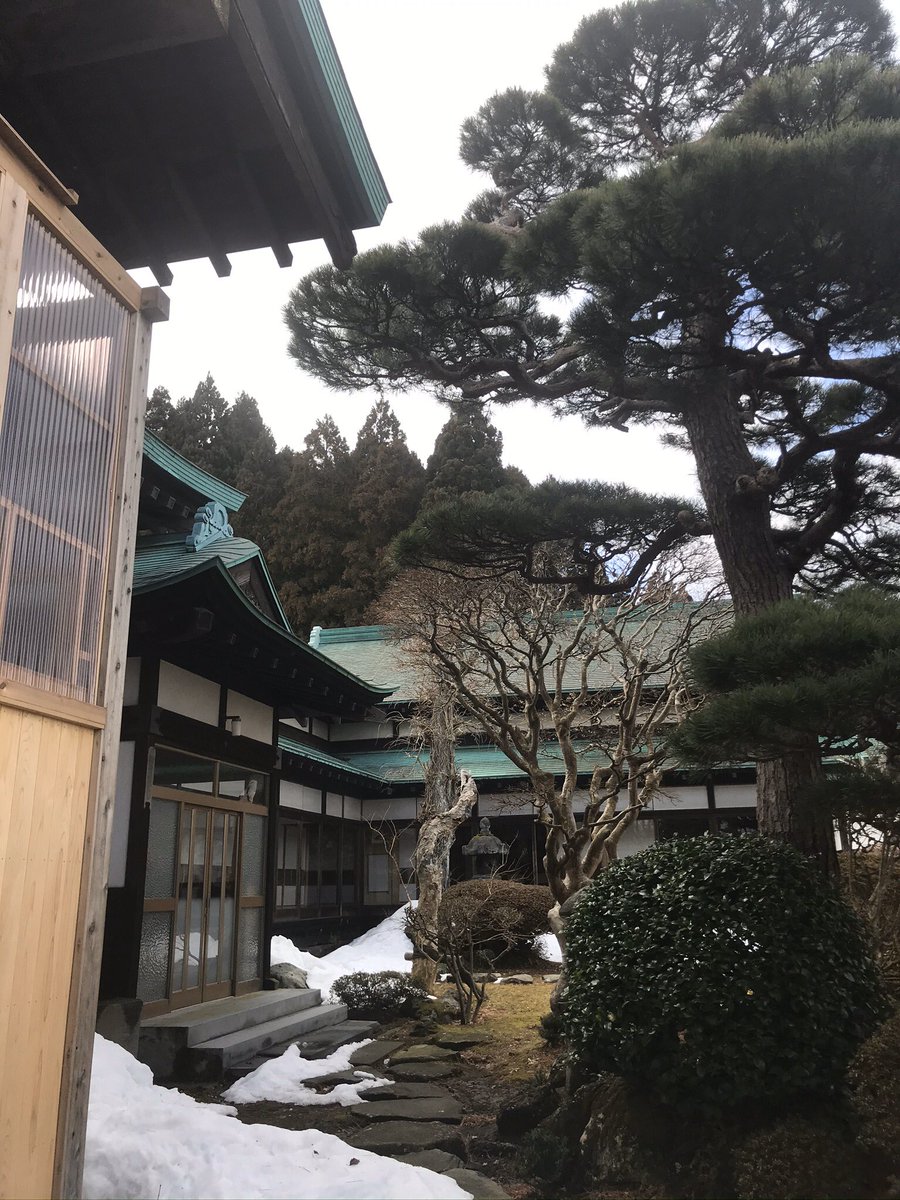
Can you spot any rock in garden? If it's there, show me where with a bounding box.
[268,963,308,989]
[389,1044,458,1063]
[542,974,561,984]
[497,974,533,985]
[444,1168,512,1198]
[433,1028,493,1049]
[364,1082,453,1100]
[397,1150,464,1172]
[348,1040,403,1066]
[389,1061,458,1082]
[344,1120,466,1158]
[348,1097,463,1123]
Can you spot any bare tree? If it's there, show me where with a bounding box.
[384,550,725,984]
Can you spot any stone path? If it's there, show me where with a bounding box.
[313,1034,512,1198]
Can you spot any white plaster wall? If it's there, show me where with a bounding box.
[158,661,220,724]
[123,658,141,706]
[362,796,419,822]
[280,781,322,813]
[282,716,311,732]
[108,741,135,888]
[330,720,395,742]
[343,795,362,822]
[478,792,533,817]
[650,785,709,812]
[312,718,330,740]
[616,818,656,858]
[714,783,757,809]
[326,792,343,818]
[226,688,274,745]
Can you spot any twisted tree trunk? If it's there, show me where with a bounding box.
[682,385,837,875]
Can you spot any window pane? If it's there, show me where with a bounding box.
[144,799,178,899]
[218,762,267,804]
[241,814,266,897]
[236,907,262,982]
[137,912,172,1003]
[153,748,215,794]
[0,214,128,701]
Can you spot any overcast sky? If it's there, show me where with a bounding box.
[132,0,900,501]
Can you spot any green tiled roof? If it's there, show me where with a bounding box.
[298,0,390,226]
[314,605,729,705]
[144,432,247,513]
[335,740,614,785]
[279,734,387,785]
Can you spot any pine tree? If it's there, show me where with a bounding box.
[145,385,174,439]
[284,6,900,869]
[422,405,511,508]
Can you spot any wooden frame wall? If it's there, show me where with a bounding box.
[0,127,165,1200]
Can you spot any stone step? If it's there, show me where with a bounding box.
[348,1096,463,1124]
[189,1002,349,1075]
[343,1120,467,1159]
[348,1039,404,1067]
[224,1019,380,1081]
[294,1019,380,1059]
[141,988,323,1047]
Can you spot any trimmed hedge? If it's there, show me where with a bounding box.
[438,878,552,962]
[563,835,887,1111]
[331,970,428,1019]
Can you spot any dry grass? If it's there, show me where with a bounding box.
[459,981,557,1083]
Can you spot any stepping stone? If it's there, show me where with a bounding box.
[344,1120,466,1159]
[497,974,533,984]
[445,1169,511,1198]
[365,1082,453,1101]
[349,1039,403,1067]
[397,1150,464,1173]
[389,1061,457,1082]
[389,1044,458,1063]
[348,1097,463,1124]
[301,1070,387,1090]
[432,1029,493,1049]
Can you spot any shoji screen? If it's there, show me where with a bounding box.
[0,213,129,702]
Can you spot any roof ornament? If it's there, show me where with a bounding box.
[186,499,233,552]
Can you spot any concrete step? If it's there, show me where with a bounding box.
[142,988,323,1047]
[189,1002,350,1075]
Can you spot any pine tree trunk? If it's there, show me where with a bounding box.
[681,385,837,875]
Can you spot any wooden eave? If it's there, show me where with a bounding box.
[0,0,389,281]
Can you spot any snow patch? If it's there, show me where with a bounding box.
[271,903,415,998]
[535,932,563,963]
[223,1041,379,1106]
[85,1035,469,1200]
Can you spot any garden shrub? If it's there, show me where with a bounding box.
[848,1009,900,1168]
[438,878,552,963]
[732,1114,865,1200]
[331,970,428,1019]
[563,835,887,1112]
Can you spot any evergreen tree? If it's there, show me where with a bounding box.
[284,4,899,869]
[671,587,900,814]
[145,385,174,439]
[267,417,356,633]
[340,399,426,623]
[422,405,511,508]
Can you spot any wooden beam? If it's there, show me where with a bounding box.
[10,0,231,77]
[53,300,157,1198]
[0,113,77,206]
[229,0,357,268]
[234,153,292,268]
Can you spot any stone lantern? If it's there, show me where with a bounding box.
[462,817,509,879]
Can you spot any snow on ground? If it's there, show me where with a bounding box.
[535,932,563,963]
[223,1041,381,1106]
[85,1035,470,1200]
[271,903,415,997]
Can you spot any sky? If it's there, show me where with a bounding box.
[132,0,900,500]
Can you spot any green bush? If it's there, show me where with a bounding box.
[331,970,428,1019]
[732,1114,865,1200]
[848,1009,900,1169]
[438,878,552,963]
[563,835,887,1111]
